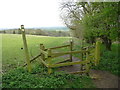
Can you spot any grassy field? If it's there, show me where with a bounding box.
[2,34,95,88]
[2,34,70,72]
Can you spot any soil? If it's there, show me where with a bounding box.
[57,55,120,88]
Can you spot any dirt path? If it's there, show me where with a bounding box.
[89,70,119,88]
[57,55,120,88]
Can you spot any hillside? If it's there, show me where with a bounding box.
[0,28,70,37]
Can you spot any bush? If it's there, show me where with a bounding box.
[92,44,120,76]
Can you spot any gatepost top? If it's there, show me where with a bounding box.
[21,25,24,29]
[21,25,24,31]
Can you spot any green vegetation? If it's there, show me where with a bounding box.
[1,1,119,88]
[74,42,119,76]
[2,34,96,88]
[61,2,119,51]
[92,43,120,76]
[60,1,119,77]
[2,65,95,88]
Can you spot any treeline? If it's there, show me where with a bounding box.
[60,1,119,50]
[0,29,70,37]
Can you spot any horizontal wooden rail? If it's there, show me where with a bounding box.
[49,60,89,68]
[39,57,49,67]
[51,58,71,64]
[48,44,70,50]
[51,50,89,58]
[82,46,95,50]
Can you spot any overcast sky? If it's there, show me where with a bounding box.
[0,0,65,29]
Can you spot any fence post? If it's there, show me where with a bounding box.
[40,44,45,67]
[40,44,45,61]
[21,25,31,72]
[85,47,90,76]
[95,40,100,66]
[47,49,52,74]
[70,40,73,62]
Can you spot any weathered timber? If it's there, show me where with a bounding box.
[49,60,89,68]
[95,41,100,66]
[70,40,73,62]
[48,67,52,74]
[85,48,90,73]
[40,48,48,57]
[23,54,41,67]
[48,44,70,50]
[47,49,52,74]
[21,25,31,72]
[56,58,71,64]
[51,50,89,58]
[39,57,49,67]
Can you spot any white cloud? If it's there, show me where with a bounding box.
[0,0,64,29]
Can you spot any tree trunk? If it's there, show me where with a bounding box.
[102,36,112,51]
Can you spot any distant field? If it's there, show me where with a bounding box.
[2,34,70,72]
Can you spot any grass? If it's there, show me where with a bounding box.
[2,34,95,88]
[2,34,70,72]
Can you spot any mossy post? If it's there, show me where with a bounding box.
[21,25,31,72]
[40,44,45,67]
[81,39,84,60]
[95,40,100,66]
[47,49,52,74]
[40,44,45,61]
[85,47,90,76]
[70,40,73,62]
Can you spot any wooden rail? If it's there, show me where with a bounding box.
[48,44,70,50]
[49,60,89,68]
[40,49,48,57]
[51,50,89,58]
[39,57,49,67]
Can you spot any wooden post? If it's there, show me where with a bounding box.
[40,44,44,67]
[70,40,73,62]
[80,39,84,71]
[47,49,52,74]
[40,44,45,61]
[95,40,100,66]
[85,47,90,76]
[81,39,84,60]
[21,25,31,72]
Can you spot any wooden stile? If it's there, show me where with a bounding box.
[21,30,101,74]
